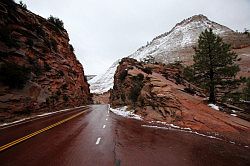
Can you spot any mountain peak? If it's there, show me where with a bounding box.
[187,14,209,22]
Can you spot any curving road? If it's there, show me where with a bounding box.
[0,105,250,166]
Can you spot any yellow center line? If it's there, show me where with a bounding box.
[0,110,87,152]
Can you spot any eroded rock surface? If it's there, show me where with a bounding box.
[0,1,91,122]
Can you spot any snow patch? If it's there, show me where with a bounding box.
[110,106,142,120]
[230,114,237,117]
[231,110,237,113]
[142,124,222,141]
[208,104,220,110]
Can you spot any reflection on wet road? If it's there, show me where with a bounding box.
[0,105,249,166]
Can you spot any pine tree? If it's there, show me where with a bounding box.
[192,28,240,103]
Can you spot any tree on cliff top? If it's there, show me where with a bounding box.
[192,29,240,103]
[47,15,64,30]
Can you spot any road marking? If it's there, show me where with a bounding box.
[106,114,109,117]
[0,110,87,152]
[0,106,87,130]
[103,125,106,129]
[96,137,101,145]
[106,118,108,121]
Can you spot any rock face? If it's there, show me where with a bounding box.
[0,0,91,122]
[111,58,199,122]
[110,58,250,144]
[90,14,250,94]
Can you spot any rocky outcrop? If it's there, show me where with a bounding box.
[110,58,250,144]
[0,0,91,122]
[110,58,201,122]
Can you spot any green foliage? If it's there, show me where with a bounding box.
[44,62,51,71]
[192,28,240,103]
[183,66,195,82]
[243,78,250,101]
[50,38,57,51]
[69,44,74,52]
[19,1,27,9]
[47,15,64,30]
[143,55,155,64]
[26,38,34,47]
[129,84,142,104]
[121,93,126,102]
[35,26,46,38]
[142,67,152,75]
[63,95,69,102]
[58,70,64,77]
[184,84,196,95]
[119,70,128,81]
[0,63,30,89]
[129,73,144,105]
[132,73,144,82]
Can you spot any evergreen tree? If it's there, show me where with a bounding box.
[192,29,240,103]
[243,78,250,101]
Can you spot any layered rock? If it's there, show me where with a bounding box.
[0,0,91,122]
[110,58,250,144]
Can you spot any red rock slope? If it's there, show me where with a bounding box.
[110,58,250,144]
[0,0,91,122]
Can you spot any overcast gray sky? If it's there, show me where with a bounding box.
[18,0,250,75]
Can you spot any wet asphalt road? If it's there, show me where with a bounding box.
[0,104,250,166]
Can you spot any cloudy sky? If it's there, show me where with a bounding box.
[18,0,250,75]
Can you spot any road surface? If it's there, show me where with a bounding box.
[0,105,250,166]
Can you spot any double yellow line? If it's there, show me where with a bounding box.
[0,111,86,152]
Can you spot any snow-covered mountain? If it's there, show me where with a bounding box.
[89,14,247,94]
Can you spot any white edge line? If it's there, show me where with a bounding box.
[103,125,106,129]
[96,137,101,145]
[0,105,87,128]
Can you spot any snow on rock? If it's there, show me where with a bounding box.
[89,14,234,94]
[230,114,237,117]
[110,106,142,120]
[208,104,220,110]
[89,60,120,94]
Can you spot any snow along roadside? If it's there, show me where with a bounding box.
[0,105,87,128]
[109,106,142,120]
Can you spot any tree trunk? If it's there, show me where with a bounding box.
[209,84,216,103]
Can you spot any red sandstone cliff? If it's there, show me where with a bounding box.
[0,0,91,122]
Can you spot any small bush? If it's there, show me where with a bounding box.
[183,66,195,82]
[47,15,64,30]
[36,26,46,38]
[0,63,30,89]
[19,1,27,10]
[44,62,51,71]
[69,44,74,52]
[26,38,34,47]
[142,67,152,75]
[133,73,144,82]
[58,70,64,77]
[184,85,196,95]
[129,85,141,103]
[119,70,128,81]
[50,38,57,51]
[63,95,69,102]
